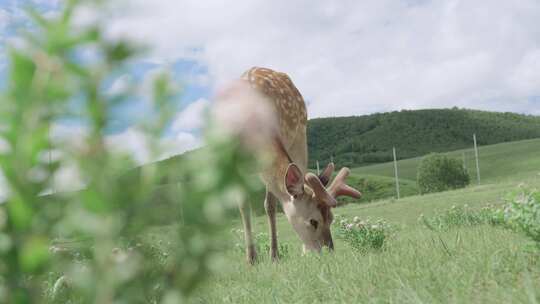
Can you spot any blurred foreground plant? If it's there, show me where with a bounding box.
[0,1,256,303]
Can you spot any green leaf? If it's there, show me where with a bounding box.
[9,51,36,100]
[105,41,136,63]
[20,236,50,273]
[82,189,111,214]
[7,195,34,231]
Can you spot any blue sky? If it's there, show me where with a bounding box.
[1,0,540,165]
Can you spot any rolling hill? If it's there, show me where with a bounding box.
[308,108,540,168]
[116,138,540,215]
[111,108,540,214]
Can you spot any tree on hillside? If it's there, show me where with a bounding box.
[417,153,470,194]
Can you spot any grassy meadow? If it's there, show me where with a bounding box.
[188,139,540,304]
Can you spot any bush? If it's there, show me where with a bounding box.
[417,153,470,194]
[419,204,505,231]
[420,188,540,249]
[335,215,393,252]
[503,188,540,246]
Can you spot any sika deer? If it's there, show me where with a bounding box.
[213,67,361,264]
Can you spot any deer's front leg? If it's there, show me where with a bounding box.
[264,190,279,262]
[238,199,257,265]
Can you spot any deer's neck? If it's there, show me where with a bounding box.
[260,138,307,203]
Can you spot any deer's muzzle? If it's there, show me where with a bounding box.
[322,229,334,251]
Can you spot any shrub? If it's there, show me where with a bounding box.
[419,204,505,231]
[417,153,470,194]
[335,215,393,252]
[420,190,540,249]
[503,188,540,246]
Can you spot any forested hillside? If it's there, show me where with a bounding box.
[307,108,540,168]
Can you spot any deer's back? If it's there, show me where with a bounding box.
[240,67,308,167]
[233,67,308,198]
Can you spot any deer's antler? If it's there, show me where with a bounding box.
[318,162,335,186]
[305,173,338,207]
[328,168,362,199]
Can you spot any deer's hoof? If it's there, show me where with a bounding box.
[247,245,257,265]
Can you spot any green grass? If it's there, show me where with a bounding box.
[49,137,540,303]
[44,138,540,303]
[196,227,538,304]
[190,174,540,303]
[335,173,417,205]
[352,137,540,185]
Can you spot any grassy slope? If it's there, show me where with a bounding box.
[192,160,540,303]
[353,137,540,185]
[330,173,418,206]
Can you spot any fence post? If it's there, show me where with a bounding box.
[473,134,481,184]
[393,147,400,199]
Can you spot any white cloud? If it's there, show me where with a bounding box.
[107,73,133,95]
[508,49,540,97]
[31,0,61,5]
[51,123,88,152]
[105,127,151,165]
[159,131,201,160]
[106,0,540,117]
[171,98,209,132]
[105,127,201,164]
[51,161,85,193]
[0,9,9,31]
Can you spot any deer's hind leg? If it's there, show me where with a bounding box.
[238,199,257,265]
[264,189,279,262]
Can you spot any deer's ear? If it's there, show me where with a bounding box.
[285,163,304,197]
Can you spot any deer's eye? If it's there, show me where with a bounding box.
[309,219,319,229]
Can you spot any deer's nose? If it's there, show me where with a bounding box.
[325,237,334,251]
[322,230,334,251]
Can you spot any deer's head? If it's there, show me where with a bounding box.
[281,162,361,253]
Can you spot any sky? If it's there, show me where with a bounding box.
[1,0,540,194]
